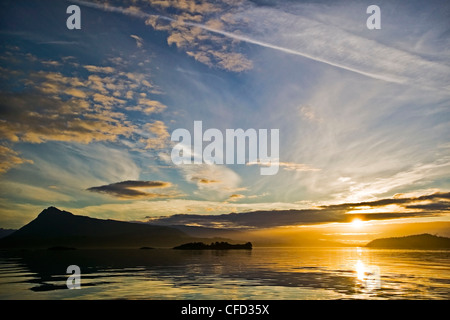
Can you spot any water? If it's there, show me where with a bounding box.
[0,247,449,299]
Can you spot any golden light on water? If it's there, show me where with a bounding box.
[355,256,381,291]
[356,260,365,281]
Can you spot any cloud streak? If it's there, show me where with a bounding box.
[148,191,449,228]
[247,161,320,172]
[87,180,174,199]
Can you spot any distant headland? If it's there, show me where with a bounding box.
[366,234,450,249]
[173,241,252,250]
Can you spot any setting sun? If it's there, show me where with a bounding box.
[351,218,364,229]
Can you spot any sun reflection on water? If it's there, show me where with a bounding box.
[355,258,381,291]
[356,260,366,282]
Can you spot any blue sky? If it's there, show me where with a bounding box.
[0,0,449,231]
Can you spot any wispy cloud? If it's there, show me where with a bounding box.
[18,143,142,195]
[1,181,73,202]
[227,193,245,202]
[183,164,243,200]
[139,121,170,149]
[0,145,33,174]
[0,49,169,150]
[247,161,319,172]
[299,105,322,123]
[130,34,143,48]
[83,65,115,73]
[74,0,450,89]
[73,0,254,72]
[334,160,450,203]
[157,149,244,200]
[0,90,133,144]
[126,98,167,114]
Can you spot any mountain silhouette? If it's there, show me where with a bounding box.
[366,233,450,249]
[0,228,16,239]
[0,207,192,249]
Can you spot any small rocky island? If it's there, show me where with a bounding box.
[173,241,252,250]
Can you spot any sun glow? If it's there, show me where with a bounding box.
[351,218,364,229]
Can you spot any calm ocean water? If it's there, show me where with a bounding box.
[0,247,449,299]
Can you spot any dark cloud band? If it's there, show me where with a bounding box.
[147,192,449,228]
[87,180,172,199]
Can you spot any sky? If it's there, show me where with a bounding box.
[0,0,449,245]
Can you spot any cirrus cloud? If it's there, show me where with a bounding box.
[0,145,33,174]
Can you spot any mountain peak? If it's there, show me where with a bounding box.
[38,206,73,217]
[0,207,190,249]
